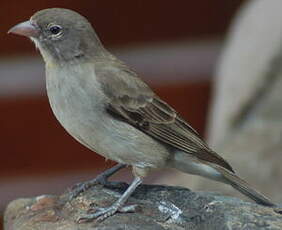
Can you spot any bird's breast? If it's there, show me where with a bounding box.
[46,63,108,148]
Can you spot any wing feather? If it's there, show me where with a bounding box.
[95,61,234,173]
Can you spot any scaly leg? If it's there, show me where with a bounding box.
[77,176,142,222]
[70,163,126,199]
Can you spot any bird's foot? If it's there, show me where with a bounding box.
[69,176,124,200]
[69,164,126,200]
[70,178,126,200]
[69,177,103,200]
[77,203,138,223]
[77,176,142,223]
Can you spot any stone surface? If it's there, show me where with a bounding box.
[4,184,282,230]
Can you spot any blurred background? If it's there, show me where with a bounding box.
[5,0,282,228]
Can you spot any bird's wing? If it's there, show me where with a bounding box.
[95,61,234,172]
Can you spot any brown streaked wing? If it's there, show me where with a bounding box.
[95,61,234,173]
[112,96,234,173]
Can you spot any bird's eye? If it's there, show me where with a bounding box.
[48,25,62,35]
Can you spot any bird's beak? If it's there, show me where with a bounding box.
[8,20,39,38]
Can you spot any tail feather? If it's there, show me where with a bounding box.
[214,164,276,207]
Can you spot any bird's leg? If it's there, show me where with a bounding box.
[70,163,126,199]
[77,176,143,223]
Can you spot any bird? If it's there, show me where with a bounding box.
[9,8,276,222]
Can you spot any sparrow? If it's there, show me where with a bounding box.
[9,8,276,222]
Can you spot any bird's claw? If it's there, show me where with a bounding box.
[69,177,127,200]
[77,204,138,223]
[68,164,127,200]
[69,176,106,200]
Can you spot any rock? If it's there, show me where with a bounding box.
[4,184,282,230]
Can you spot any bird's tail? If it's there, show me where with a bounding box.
[215,165,276,207]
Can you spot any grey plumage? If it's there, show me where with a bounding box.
[9,8,276,221]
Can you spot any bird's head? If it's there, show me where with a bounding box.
[9,8,104,64]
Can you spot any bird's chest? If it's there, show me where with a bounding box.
[45,64,108,149]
